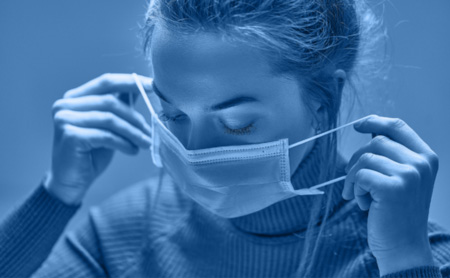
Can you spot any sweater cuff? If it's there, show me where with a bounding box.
[0,180,81,277]
[381,266,442,278]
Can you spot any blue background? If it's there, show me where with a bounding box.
[0,1,449,231]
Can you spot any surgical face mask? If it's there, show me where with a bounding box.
[132,73,370,218]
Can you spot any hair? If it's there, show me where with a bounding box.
[140,0,388,276]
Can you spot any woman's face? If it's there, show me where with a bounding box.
[149,24,319,176]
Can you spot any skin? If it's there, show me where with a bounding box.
[148,25,320,173]
[344,116,439,275]
[46,24,439,275]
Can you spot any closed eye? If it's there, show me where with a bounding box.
[160,112,255,136]
[158,112,187,122]
[221,121,255,135]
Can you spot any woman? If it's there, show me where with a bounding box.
[1,0,449,277]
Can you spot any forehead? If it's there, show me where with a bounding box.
[149,24,288,106]
[150,24,273,76]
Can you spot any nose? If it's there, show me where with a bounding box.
[184,114,211,150]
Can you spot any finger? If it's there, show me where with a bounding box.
[64,73,154,98]
[64,124,139,155]
[52,94,152,136]
[354,115,433,155]
[348,153,402,181]
[354,188,372,211]
[55,110,152,149]
[353,169,377,210]
[343,153,400,200]
[346,135,420,172]
[354,168,396,203]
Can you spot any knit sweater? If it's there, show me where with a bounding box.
[1,139,450,278]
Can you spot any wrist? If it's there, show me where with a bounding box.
[42,171,85,206]
[375,242,435,276]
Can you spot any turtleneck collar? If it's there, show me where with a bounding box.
[228,137,347,236]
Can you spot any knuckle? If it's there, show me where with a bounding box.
[134,111,147,126]
[366,114,378,122]
[51,99,64,114]
[390,176,402,187]
[54,110,69,126]
[63,89,74,98]
[355,169,365,182]
[427,152,440,172]
[61,124,79,142]
[413,156,431,172]
[101,111,115,125]
[390,118,406,129]
[403,165,421,183]
[371,135,387,146]
[99,73,113,87]
[359,152,374,164]
[103,94,117,108]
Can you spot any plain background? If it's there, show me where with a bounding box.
[0,1,449,233]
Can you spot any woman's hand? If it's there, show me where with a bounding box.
[343,115,439,276]
[45,73,153,206]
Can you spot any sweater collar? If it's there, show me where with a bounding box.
[228,137,347,236]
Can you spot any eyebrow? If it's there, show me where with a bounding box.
[151,81,171,103]
[151,81,259,111]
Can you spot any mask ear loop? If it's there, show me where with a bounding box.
[289,115,372,195]
[132,73,157,117]
[132,73,163,168]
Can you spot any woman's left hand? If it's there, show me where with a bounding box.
[343,114,439,276]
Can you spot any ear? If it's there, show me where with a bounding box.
[310,69,347,131]
[331,69,346,119]
[333,69,347,96]
[309,99,326,133]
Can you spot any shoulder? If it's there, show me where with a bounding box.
[84,171,193,273]
[90,170,193,238]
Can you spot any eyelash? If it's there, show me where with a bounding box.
[159,112,255,135]
[159,112,185,122]
[223,123,255,135]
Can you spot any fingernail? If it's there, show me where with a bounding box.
[354,121,363,128]
[144,123,152,135]
[142,134,152,146]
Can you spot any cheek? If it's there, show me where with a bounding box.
[259,89,316,176]
[282,103,316,176]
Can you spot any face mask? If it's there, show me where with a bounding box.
[132,73,370,218]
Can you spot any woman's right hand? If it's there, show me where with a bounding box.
[44,73,154,205]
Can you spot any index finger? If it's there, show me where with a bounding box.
[354,114,433,155]
[64,73,154,98]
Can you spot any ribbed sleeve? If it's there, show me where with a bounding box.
[381,266,442,278]
[2,151,450,278]
[0,182,80,278]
